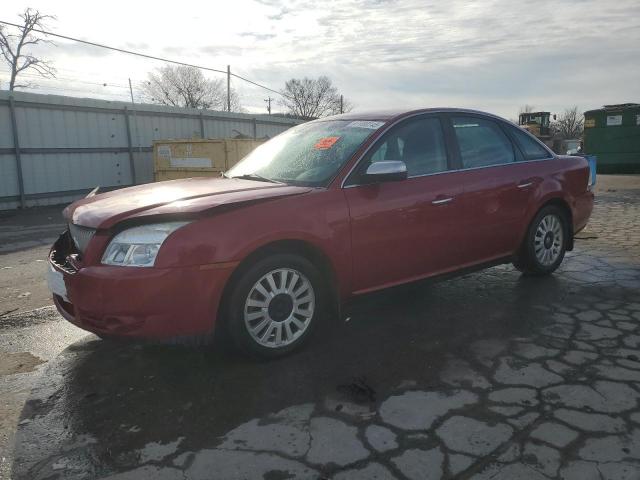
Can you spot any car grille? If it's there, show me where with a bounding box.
[68,223,96,254]
[51,230,79,274]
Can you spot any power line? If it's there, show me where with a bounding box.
[0,19,289,99]
[39,64,138,85]
[13,84,130,98]
[0,69,130,89]
[0,73,275,110]
[0,74,130,99]
[0,70,279,111]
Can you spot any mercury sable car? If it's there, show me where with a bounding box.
[48,108,594,357]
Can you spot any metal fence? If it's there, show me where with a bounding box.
[0,90,302,210]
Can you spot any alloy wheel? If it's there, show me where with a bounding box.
[244,268,315,348]
[534,214,564,266]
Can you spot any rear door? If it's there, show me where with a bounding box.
[446,115,528,264]
[344,115,466,293]
[501,123,558,240]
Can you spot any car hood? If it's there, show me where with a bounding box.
[64,177,312,229]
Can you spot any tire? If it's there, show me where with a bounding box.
[226,253,324,358]
[514,205,569,276]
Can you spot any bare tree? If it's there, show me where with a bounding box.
[280,76,352,118]
[142,65,242,112]
[552,106,584,139]
[0,8,56,90]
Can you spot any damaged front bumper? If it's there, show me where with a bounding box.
[48,230,234,340]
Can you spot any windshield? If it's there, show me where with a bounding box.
[226,120,384,186]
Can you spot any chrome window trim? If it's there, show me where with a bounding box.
[342,155,556,189]
[340,110,556,189]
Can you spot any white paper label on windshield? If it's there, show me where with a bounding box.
[347,120,385,130]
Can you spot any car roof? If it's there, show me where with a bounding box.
[321,108,514,124]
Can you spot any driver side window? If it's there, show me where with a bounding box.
[367,117,448,177]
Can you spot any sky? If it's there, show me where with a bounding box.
[1,0,639,119]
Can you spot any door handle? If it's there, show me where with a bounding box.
[431,197,453,205]
[517,182,533,189]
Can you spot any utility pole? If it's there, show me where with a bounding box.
[128,78,142,165]
[128,78,135,104]
[340,94,344,114]
[227,65,231,112]
[264,97,272,115]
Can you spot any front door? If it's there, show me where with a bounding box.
[343,115,465,294]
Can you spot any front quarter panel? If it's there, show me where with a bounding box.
[154,189,353,298]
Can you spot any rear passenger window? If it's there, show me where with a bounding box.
[508,126,551,160]
[452,117,515,168]
[368,117,448,177]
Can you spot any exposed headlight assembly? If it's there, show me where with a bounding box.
[102,222,189,267]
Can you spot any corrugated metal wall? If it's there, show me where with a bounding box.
[0,90,303,210]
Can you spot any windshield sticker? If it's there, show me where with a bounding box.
[314,136,341,150]
[347,120,385,130]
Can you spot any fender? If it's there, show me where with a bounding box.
[156,188,354,300]
[518,176,575,251]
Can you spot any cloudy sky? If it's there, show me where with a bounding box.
[1,0,639,118]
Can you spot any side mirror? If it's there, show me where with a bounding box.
[363,160,408,183]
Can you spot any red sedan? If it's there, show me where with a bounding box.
[48,109,594,357]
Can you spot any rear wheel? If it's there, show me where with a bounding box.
[227,254,323,358]
[514,205,568,276]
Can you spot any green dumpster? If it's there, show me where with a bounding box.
[584,103,640,173]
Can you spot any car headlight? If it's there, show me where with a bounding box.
[102,222,190,267]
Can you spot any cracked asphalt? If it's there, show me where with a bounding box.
[1,176,639,479]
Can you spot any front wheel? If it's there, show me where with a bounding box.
[514,206,568,276]
[226,254,324,358]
